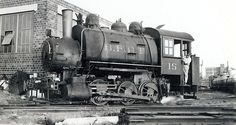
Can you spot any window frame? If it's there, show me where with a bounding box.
[163,37,174,57]
[0,31,14,53]
[17,11,33,53]
[0,11,34,54]
[173,39,181,58]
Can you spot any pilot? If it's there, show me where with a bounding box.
[182,54,191,84]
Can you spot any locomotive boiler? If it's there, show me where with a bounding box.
[39,9,200,105]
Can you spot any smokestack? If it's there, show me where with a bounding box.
[62,9,73,38]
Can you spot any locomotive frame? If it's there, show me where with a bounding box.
[28,9,200,105]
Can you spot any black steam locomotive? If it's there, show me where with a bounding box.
[39,9,199,105]
[209,70,236,94]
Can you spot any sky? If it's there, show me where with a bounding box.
[66,0,236,69]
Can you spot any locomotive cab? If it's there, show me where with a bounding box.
[144,28,199,96]
[158,30,199,96]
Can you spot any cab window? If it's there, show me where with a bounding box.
[163,38,182,58]
[174,40,181,57]
[182,41,191,56]
[163,38,174,56]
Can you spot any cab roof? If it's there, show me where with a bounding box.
[144,27,194,41]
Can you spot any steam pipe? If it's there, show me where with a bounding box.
[62,9,73,38]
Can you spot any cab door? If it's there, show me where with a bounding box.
[161,37,182,75]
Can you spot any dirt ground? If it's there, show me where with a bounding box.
[0,90,31,105]
[0,89,235,106]
[160,90,236,106]
[177,90,236,106]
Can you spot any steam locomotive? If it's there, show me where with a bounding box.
[209,70,236,94]
[38,9,199,105]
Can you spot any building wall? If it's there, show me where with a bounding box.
[0,0,112,79]
[0,0,47,79]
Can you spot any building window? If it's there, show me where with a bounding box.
[163,38,174,56]
[17,12,33,53]
[1,31,14,53]
[0,13,17,54]
[0,11,33,54]
[57,14,63,38]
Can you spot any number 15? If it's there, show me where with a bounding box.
[168,63,177,70]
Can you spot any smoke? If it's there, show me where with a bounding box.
[160,96,183,105]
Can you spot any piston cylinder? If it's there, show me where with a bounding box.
[62,76,91,100]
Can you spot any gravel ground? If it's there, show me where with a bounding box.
[1,89,235,106]
[176,90,236,106]
[0,89,235,106]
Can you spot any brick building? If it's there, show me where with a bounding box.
[0,0,112,78]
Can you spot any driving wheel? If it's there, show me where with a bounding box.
[139,81,159,102]
[118,81,138,105]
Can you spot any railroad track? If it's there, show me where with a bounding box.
[120,105,236,125]
[0,104,123,113]
[0,104,235,124]
[0,104,123,124]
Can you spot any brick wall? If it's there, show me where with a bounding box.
[0,0,47,78]
[0,0,112,79]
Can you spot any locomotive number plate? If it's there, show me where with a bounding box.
[161,58,182,75]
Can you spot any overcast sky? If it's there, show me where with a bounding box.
[66,0,236,69]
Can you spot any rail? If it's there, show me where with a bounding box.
[120,105,236,125]
[0,104,235,124]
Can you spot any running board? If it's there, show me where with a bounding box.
[89,61,161,68]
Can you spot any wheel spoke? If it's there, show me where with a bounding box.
[119,87,126,92]
[143,87,148,91]
[139,81,159,103]
[118,81,137,105]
